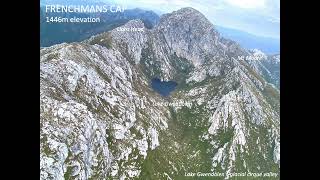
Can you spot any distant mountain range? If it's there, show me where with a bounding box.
[40,4,279,55]
[216,26,280,54]
[40,7,160,47]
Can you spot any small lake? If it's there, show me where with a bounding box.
[151,78,177,97]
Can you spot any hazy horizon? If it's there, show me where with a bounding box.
[40,0,280,39]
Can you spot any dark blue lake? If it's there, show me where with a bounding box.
[151,78,177,97]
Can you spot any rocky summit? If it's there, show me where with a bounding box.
[40,7,280,180]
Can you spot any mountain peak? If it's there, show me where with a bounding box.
[158,7,213,31]
[174,7,202,15]
[120,19,145,28]
[151,7,224,68]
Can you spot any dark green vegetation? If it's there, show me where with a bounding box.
[260,57,280,89]
[170,52,194,84]
[139,105,214,179]
[262,84,280,114]
[138,65,279,179]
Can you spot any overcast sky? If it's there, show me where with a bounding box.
[114,0,280,39]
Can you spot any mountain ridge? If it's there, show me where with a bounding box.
[40,7,160,47]
[40,7,280,180]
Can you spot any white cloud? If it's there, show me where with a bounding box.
[225,0,266,9]
[267,17,280,23]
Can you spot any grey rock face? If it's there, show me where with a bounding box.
[245,49,280,89]
[40,43,170,179]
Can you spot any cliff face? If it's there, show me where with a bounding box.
[40,7,279,180]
